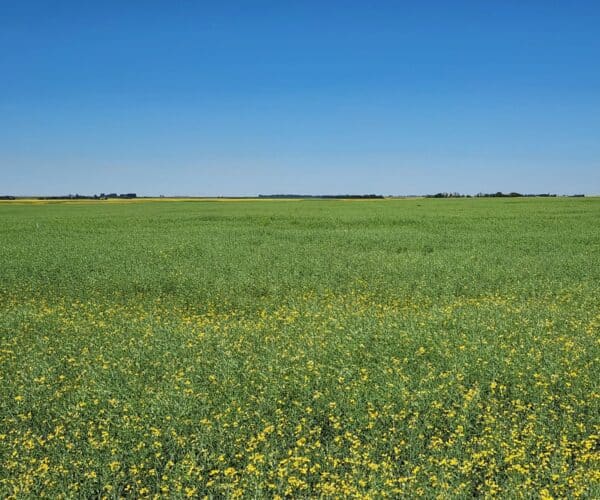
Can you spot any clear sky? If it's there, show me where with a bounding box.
[1,1,599,196]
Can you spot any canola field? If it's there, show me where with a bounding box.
[0,197,599,498]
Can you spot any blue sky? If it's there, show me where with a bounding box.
[1,1,599,196]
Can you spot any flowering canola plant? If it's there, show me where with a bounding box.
[0,198,599,498]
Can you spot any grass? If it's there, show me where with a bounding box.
[0,197,599,498]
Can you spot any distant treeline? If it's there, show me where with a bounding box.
[425,192,585,198]
[0,193,138,200]
[1,192,589,201]
[258,194,384,199]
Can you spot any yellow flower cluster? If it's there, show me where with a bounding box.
[1,288,598,498]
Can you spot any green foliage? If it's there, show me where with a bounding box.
[0,198,599,497]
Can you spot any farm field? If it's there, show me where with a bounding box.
[0,197,599,498]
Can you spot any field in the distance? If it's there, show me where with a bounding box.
[1,198,599,498]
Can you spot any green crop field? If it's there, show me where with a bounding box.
[1,198,599,498]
